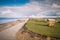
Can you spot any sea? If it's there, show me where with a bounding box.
[0,18,20,24]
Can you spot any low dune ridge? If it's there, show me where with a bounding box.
[16,18,60,40]
[16,26,60,40]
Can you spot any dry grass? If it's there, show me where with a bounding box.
[16,28,46,40]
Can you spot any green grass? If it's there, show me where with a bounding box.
[25,18,60,38]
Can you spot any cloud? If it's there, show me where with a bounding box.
[30,0,60,8]
[0,1,60,18]
[0,2,42,18]
[51,3,60,8]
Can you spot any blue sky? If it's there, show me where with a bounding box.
[0,0,60,18]
[0,0,29,6]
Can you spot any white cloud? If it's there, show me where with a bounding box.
[0,1,60,18]
[52,3,60,8]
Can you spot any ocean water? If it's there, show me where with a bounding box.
[0,18,19,24]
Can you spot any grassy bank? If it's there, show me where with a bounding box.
[25,18,60,38]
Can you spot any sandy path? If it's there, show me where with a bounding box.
[0,19,29,40]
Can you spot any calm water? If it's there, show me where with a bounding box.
[0,18,20,24]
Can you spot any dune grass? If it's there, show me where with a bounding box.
[25,18,60,38]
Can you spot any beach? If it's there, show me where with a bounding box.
[0,18,29,40]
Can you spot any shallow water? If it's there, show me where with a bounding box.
[0,18,19,24]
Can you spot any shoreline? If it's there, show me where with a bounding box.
[0,19,28,40]
[0,20,23,31]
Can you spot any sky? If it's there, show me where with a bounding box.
[0,0,60,18]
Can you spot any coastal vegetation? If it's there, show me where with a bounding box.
[25,18,60,38]
[16,18,60,40]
